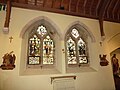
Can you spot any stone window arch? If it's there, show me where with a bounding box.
[65,25,89,67]
[20,16,61,75]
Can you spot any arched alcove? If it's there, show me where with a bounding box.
[19,16,62,75]
[64,21,97,73]
[108,33,120,52]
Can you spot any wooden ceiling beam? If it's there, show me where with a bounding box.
[83,0,87,7]
[25,0,28,4]
[98,0,111,39]
[112,0,119,19]
[11,2,98,19]
[76,0,80,12]
[1,0,120,25]
[106,0,114,18]
[17,0,27,4]
[99,0,111,18]
[14,0,19,3]
[60,0,63,7]
[83,0,87,14]
[95,0,101,16]
[35,0,37,5]
[104,17,120,23]
[3,0,11,33]
[0,0,7,4]
[61,0,70,10]
[90,0,94,15]
[112,0,119,14]
[42,0,46,7]
[68,0,71,11]
[118,9,120,20]
[51,0,54,8]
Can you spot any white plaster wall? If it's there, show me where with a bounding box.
[0,7,118,90]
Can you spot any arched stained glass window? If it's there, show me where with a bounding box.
[28,25,55,66]
[66,28,88,66]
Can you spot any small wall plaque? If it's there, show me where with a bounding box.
[99,54,109,66]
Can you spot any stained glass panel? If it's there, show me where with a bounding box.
[79,56,88,64]
[78,38,88,63]
[37,25,47,37]
[43,35,54,64]
[78,38,86,55]
[67,37,77,64]
[28,35,41,64]
[29,35,40,56]
[71,28,79,38]
[28,56,40,64]
[28,0,35,5]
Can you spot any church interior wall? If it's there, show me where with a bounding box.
[0,7,120,90]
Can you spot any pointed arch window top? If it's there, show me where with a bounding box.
[37,25,47,36]
[78,38,85,45]
[71,28,79,38]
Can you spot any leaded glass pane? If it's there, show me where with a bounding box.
[29,35,40,56]
[79,56,88,64]
[43,35,54,64]
[78,38,88,64]
[67,37,77,64]
[28,0,35,5]
[37,25,47,37]
[28,35,41,65]
[71,28,79,38]
[78,38,86,55]
[28,56,40,64]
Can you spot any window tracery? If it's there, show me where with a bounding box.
[28,25,55,66]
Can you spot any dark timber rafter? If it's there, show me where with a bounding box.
[83,0,87,14]
[76,0,80,12]
[90,0,94,15]
[96,0,101,16]
[112,0,119,19]
[98,0,111,40]
[0,0,120,34]
[4,0,11,33]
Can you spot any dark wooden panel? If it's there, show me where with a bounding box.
[91,0,100,16]
[77,0,85,13]
[13,0,19,3]
[61,0,70,10]
[36,0,44,6]
[0,0,5,3]
[44,0,53,8]
[0,0,120,23]
[18,0,27,4]
[69,0,78,12]
[52,0,61,9]
[27,0,35,5]
[85,0,92,14]
[107,0,117,14]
